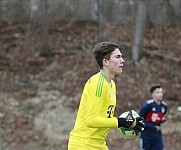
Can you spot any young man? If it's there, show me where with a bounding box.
[139,85,167,150]
[68,42,144,150]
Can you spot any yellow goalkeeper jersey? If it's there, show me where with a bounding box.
[68,72,118,150]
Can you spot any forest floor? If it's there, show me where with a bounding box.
[0,21,181,150]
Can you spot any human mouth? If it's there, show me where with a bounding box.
[119,65,123,69]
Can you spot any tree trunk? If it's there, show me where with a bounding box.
[39,0,50,56]
[0,1,1,28]
[96,0,101,42]
[132,0,147,63]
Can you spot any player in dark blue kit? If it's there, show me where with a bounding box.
[139,85,167,150]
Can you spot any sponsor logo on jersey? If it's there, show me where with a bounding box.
[145,111,165,123]
[107,105,114,118]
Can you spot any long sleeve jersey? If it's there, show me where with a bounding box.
[139,99,167,140]
[68,72,118,150]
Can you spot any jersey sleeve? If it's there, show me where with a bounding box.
[84,78,118,128]
[163,101,168,115]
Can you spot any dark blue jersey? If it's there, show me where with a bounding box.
[139,99,167,140]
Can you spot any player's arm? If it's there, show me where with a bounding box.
[139,103,156,129]
[85,79,143,130]
[85,82,118,128]
[86,115,118,128]
[86,99,143,130]
[86,91,143,130]
[161,104,168,123]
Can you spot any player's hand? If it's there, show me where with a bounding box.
[161,115,166,123]
[155,125,161,131]
[118,111,144,130]
[126,111,144,131]
[118,111,145,136]
[132,117,145,135]
[118,111,134,128]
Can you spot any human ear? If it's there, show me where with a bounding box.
[103,59,109,67]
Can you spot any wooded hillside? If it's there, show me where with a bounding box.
[0,21,180,150]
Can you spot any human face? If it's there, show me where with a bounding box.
[105,48,125,74]
[152,88,164,101]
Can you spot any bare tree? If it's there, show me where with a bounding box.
[39,0,50,56]
[161,0,181,25]
[28,0,51,56]
[96,0,101,42]
[132,0,147,63]
[0,132,3,150]
[0,0,3,57]
[0,0,2,21]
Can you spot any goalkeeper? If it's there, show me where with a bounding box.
[68,42,144,150]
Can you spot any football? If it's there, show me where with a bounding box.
[118,110,143,138]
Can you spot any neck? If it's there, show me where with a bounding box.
[100,69,114,82]
[154,99,161,105]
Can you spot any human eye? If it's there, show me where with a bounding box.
[116,55,121,58]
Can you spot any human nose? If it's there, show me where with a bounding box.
[121,58,125,63]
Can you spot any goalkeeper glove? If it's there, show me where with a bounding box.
[118,111,145,134]
[133,117,145,135]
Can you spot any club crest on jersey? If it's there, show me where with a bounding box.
[161,107,165,113]
[152,107,156,111]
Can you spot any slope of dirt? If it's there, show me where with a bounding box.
[0,21,180,149]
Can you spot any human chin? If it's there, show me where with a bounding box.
[118,67,123,73]
[116,69,122,74]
